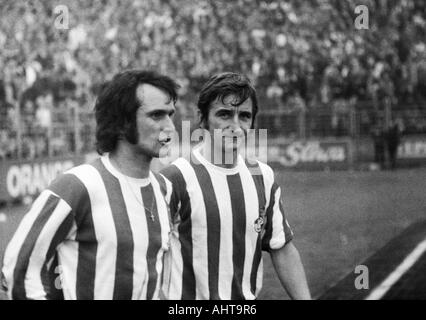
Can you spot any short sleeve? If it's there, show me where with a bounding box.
[261,182,294,251]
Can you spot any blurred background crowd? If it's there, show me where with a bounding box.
[1,0,426,160]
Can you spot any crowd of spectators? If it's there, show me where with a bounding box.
[1,0,426,159]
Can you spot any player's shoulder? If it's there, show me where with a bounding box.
[160,157,191,178]
[244,157,275,181]
[47,163,96,210]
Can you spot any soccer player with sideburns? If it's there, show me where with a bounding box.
[160,72,311,300]
[1,70,178,300]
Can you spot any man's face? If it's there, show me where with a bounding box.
[134,84,176,158]
[204,95,253,155]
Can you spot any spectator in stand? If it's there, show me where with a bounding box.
[386,119,404,170]
[371,124,386,170]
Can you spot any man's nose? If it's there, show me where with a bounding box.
[229,114,243,134]
[163,115,175,133]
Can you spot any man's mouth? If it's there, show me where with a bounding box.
[159,137,172,146]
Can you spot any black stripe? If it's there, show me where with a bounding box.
[227,174,247,300]
[262,183,279,251]
[153,173,171,222]
[160,165,184,220]
[40,213,74,299]
[92,159,134,300]
[49,173,90,215]
[140,184,162,300]
[161,164,196,299]
[192,163,221,300]
[153,173,167,198]
[41,253,64,300]
[246,161,266,296]
[12,194,60,300]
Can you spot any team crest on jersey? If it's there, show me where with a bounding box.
[254,206,267,234]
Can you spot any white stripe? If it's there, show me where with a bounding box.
[152,248,165,300]
[119,176,148,300]
[165,231,183,299]
[151,175,171,255]
[72,165,117,300]
[256,258,264,297]
[179,161,209,300]
[140,266,149,299]
[240,165,260,300]
[209,172,233,300]
[151,175,171,299]
[2,191,52,298]
[365,237,426,300]
[57,228,78,300]
[25,199,72,299]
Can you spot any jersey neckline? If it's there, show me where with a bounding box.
[192,143,244,175]
[101,154,152,186]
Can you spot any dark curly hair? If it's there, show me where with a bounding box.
[197,72,258,128]
[95,70,179,155]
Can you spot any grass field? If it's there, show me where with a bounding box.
[1,167,426,300]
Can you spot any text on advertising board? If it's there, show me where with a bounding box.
[6,161,74,198]
[398,139,426,159]
[268,141,347,167]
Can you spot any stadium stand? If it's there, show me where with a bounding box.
[0,0,425,160]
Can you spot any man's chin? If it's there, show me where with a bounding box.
[158,144,172,158]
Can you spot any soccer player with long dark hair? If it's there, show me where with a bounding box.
[1,70,179,300]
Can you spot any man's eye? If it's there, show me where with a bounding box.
[217,112,231,118]
[151,112,163,119]
[240,113,252,120]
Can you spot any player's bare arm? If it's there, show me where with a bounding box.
[270,241,311,300]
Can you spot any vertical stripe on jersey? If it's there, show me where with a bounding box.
[12,195,60,299]
[226,174,246,300]
[140,184,162,300]
[161,165,196,299]
[192,163,221,300]
[150,175,171,299]
[152,173,171,297]
[245,161,267,296]
[153,173,171,225]
[40,212,74,299]
[208,172,233,299]
[49,173,97,300]
[262,183,278,251]
[161,165,184,220]
[279,197,294,242]
[93,161,134,300]
[153,173,167,198]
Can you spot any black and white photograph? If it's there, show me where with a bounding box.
[0,0,426,304]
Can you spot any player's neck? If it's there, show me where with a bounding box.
[201,141,239,169]
[109,144,151,179]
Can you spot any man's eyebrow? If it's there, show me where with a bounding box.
[216,107,234,111]
[146,108,175,114]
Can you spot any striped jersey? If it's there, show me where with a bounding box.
[1,154,172,300]
[160,144,294,300]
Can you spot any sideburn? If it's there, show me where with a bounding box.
[123,120,139,145]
